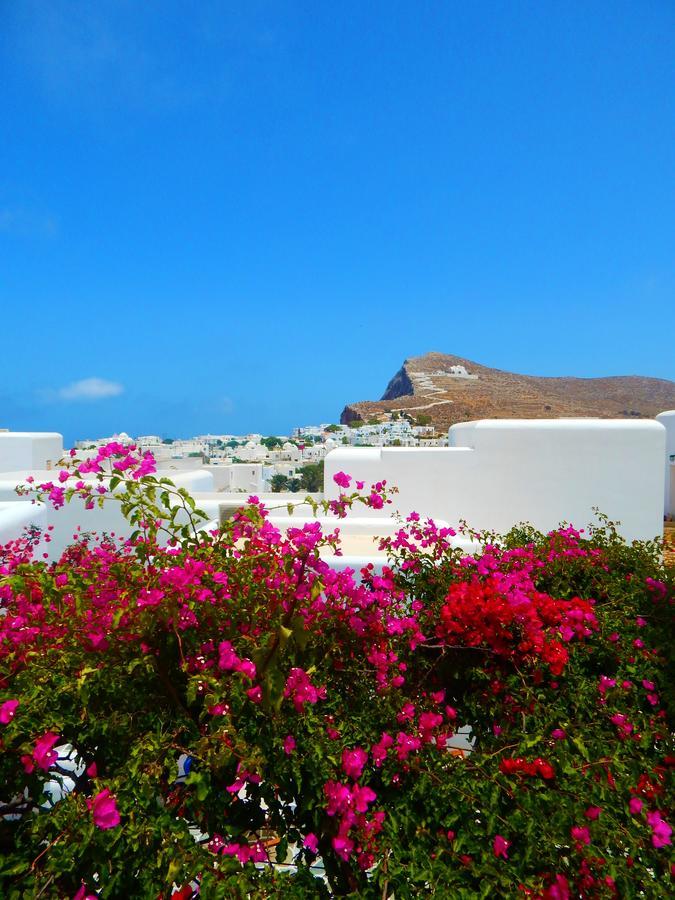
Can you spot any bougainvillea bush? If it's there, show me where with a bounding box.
[0,444,672,898]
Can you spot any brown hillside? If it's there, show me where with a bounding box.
[340,352,675,430]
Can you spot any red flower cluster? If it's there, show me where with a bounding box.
[499,756,556,780]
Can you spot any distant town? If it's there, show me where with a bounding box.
[73,415,446,495]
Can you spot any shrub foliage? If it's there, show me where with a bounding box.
[0,444,672,898]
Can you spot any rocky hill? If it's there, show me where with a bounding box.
[340,352,675,430]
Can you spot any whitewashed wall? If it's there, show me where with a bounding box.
[655,411,675,517]
[0,433,64,472]
[324,419,666,543]
[0,500,48,548]
[0,469,217,561]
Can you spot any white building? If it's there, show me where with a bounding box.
[655,410,675,518]
[325,418,667,544]
[0,432,64,471]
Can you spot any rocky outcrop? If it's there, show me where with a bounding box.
[340,352,675,432]
[340,404,366,425]
[381,363,414,400]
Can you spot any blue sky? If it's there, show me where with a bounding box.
[1,1,673,445]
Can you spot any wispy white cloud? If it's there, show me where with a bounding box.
[0,207,58,238]
[5,1,286,114]
[57,378,124,401]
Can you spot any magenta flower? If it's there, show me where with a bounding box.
[646,810,672,848]
[246,685,262,703]
[395,731,421,761]
[283,735,296,755]
[367,492,384,510]
[629,796,643,814]
[598,676,616,695]
[493,834,510,859]
[88,788,120,829]
[333,471,352,489]
[303,833,319,854]
[33,732,59,770]
[584,806,602,820]
[333,834,354,860]
[551,728,566,741]
[217,640,239,670]
[237,658,256,680]
[570,825,591,846]
[371,732,394,766]
[0,699,18,724]
[73,885,98,900]
[342,746,368,781]
[283,668,326,712]
[352,784,377,813]
[547,875,571,899]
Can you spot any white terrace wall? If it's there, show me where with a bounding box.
[0,433,64,472]
[655,411,675,517]
[324,419,666,543]
[0,501,48,547]
[0,469,217,561]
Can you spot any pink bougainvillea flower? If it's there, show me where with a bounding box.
[342,746,368,781]
[86,761,98,778]
[351,784,377,813]
[584,806,602,820]
[221,842,252,864]
[371,732,394,766]
[551,728,566,741]
[237,658,256,680]
[0,699,19,724]
[367,492,384,510]
[86,632,109,652]
[628,796,643,814]
[333,471,352,489]
[88,788,120,829]
[283,668,326,712]
[283,735,296,755]
[303,833,319,854]
[646,810,672,848]
[598,676,616,695]
[333,834,355,860]
[493,834,510,859]
[54,573,68,587]
[73,884,98,900]
[246,685,262,703]
[33,732,59,770]
[570,825,591,846]
[217,640,239,671]
[545,874,571,899]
